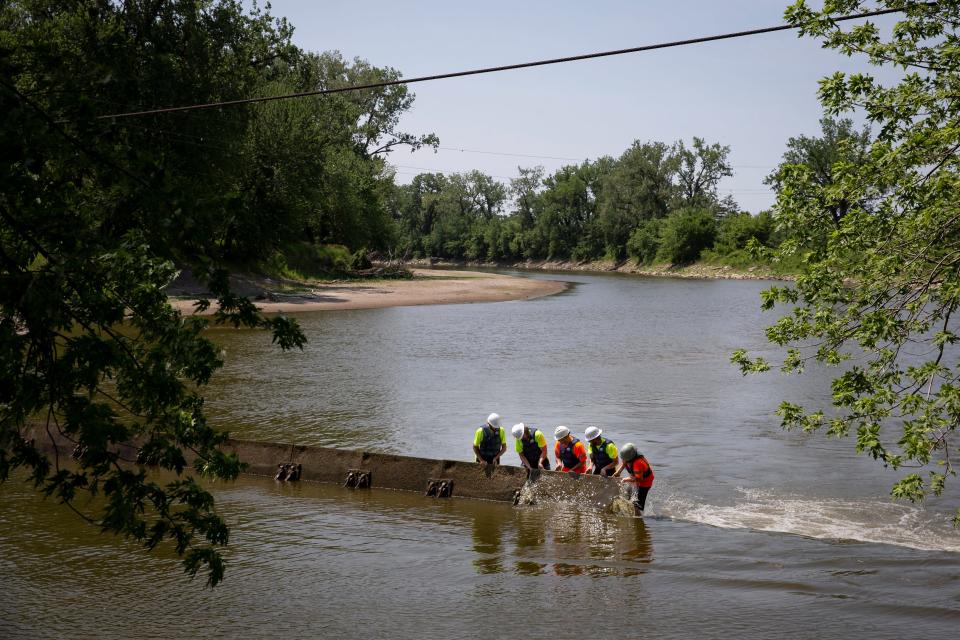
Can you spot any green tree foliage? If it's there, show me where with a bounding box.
[295,51,436,251]
[534,160,611,261]
[625,219,664,265]
[597,142,678,259]
[227,50,435,260]
[402,170,509,260]
[0,0,439,585]
[732,0,960,523]
[393,137,735,264]
[510,166,545,230]
[764,116,871,227]
[6,0,297,264]
[714,211,776,255]
[391,172,447,258]
[6,1,432,267]
[675,137,733,208]
[655,208,718,265]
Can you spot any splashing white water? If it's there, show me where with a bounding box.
[658,488,960,553]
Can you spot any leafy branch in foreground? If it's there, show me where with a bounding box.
[0,1,307,586]
[735,0,960,525]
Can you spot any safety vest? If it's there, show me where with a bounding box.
[589,438,615,471]
[558,437,584,470]
[626,456,654,488]
[520,430,543,466]
[477,425,504,461]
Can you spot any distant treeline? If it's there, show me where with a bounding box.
[389,114,871,268]
[390,138,778,266]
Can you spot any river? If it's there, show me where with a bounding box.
[2,270,959,638]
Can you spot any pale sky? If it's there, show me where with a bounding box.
[259,0,900,212]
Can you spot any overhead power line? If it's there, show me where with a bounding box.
[98,6,910,120]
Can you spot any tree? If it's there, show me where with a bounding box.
[675,137,733,209]
[732,0,960,524]
[597,141,678,260]
[510,166,545,230]
[391,172,447,257]
[626,218,663,265]
[307,52,439,160]
[232,49,435,258]
[533,161,610,260]
[1,0,307,586]
[399,171,508,260]
[655,209,717,265]
[713,211,776,255]
[764,116,872,226]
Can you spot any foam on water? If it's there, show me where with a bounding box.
[659,487,960,553]
[517,475,626,513]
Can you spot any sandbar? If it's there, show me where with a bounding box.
[169,268,567,314]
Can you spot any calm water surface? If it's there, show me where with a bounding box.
[2,270,959,638]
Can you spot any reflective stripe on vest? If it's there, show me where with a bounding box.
[520,430,542,465]
[478,426,503,460]
[558,437,583,469]
[589,438,615,470]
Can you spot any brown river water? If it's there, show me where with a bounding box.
[2,269,959,638]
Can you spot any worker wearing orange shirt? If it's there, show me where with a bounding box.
[553,425,587,474]
[614,443,655,516]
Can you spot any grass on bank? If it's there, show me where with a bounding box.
[696,248,804,277]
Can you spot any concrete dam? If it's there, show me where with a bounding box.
[21,423,625,509]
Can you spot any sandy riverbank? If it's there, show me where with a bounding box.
[168,268,567,314]
[409,258,794,281]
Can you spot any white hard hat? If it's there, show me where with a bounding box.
[554,425,570,439]
[584,426,602,441]
[486,413,502,428]
[511,423,526,439]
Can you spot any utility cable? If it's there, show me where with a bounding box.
[97,6,911,120]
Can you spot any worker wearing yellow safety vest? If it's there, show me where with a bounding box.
[584,426,619,476]
[473,412,507,467]
[511,423,550,470]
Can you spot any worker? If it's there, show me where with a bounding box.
[511,423,550,470]
[553,425,587,474]
[473,412,507,467]
[584,426,618,476]
[614,443,654,515]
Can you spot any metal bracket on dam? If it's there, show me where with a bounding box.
[21,424,625,509]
